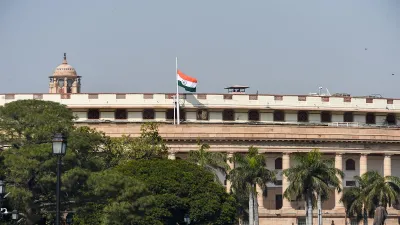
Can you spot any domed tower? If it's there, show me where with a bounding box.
[49,53,81,94]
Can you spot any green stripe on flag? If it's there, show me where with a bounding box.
[178,81,196,92]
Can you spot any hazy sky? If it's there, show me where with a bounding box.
[0,0,399,97]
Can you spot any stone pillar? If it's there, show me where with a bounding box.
[384,154,392,177]
[168,152,176,160]
[360,153,368,176]
[281,152,291,209]
[63,77,68,93]
[226,152,234,192]
[334,153,344,210]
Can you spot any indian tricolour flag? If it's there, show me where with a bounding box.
[177,70,198,92]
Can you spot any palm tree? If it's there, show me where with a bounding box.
[229,146,276,225]
[341,171,400,224]
[188,141,229,183]
[283,149,344,225]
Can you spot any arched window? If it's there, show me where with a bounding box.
[345,159,356,171]
[297,111,308,122]
[275,157,282,170]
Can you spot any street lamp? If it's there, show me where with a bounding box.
[52,133,67,225]
[11,210,18,220]
[184,214,190,224]
[0,180,5,196]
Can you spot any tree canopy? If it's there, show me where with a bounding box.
[0,99,74,147]
[0,100,236,224]
[75,160,237,225]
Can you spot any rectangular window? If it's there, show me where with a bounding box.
[143,109,155,119]
[346,181,356,187]
[275,195,283,210]
[116,94,126,99]
[88,109,100,119]
[115,109,128,119]
[197,109,209,120]
[223,110,235,121]
[273,110,285,122]
[297,217,306,225]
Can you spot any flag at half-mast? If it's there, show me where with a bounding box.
[177,70,197,92]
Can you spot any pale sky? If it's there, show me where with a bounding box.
[0,0,399,97]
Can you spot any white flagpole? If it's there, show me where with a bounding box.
[173,96,176,125]
[176,57,180,125]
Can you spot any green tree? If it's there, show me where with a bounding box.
[106,122,168,164]
[0,100,109,224]
[341,171,400,224]
[1,126,109,224]
[82,159,237,225]
[229,146,276,225]
[283,149,344,225]
[188,141,229,183]
[0,99,74,147]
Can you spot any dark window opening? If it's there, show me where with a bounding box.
[366,113,375,124]
[197,109,209,120]
[115,109,127,119]
[297,111,308,122]
[345,159,356,171]
[143,109,155,119]
[346,181,356,187]
[344,112,354,122]
[275,195,283,210]
[166,109,174,120]
[275,157,282,169]
[273,110,284,122]
[321,111,332,123]
[166,109,185,120]
[386,113,396,125]
[248,110,260,121]
[88,109,100,119]
[223,109,235,121]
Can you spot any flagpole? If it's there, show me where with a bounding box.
[176,57,180,125]
[173,96,176,125]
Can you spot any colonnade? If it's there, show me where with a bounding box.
[167,151,394,211]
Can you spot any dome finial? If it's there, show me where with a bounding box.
[62,53,67,64]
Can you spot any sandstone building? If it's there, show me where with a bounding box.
[1,54,400,225]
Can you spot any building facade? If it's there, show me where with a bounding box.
[1,55,400,224]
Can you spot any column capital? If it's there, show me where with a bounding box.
[384,153,394,157]
[227,152,234,157]
[360,153,369,156]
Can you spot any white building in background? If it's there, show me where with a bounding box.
[1,54,400,225]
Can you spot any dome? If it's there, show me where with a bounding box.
[52,53,77,77]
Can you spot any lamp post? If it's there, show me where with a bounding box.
[184,214,190,224]
[52,133,67,225]
[0,180,5,208]
[11,210,18,221]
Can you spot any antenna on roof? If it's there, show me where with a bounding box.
[310,87,331,96]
